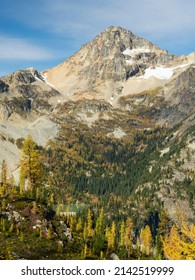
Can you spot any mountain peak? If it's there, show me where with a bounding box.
[100,25,133,34]
[95,26,159,52]
[44,26,176,100]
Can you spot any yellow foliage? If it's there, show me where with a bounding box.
[87,208,94,237]
[106,221,116,249]
[124,217,133,257]
[20,135,44,192]
[163,221,195,260]
[140,225,152,255]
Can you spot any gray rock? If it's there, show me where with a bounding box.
[0,103,11,120]
[110,253,120,260]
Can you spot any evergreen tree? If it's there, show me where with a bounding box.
[155,234,164,259]
[95,207,104,237]
[94,207,106,256]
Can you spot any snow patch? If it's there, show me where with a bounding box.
[141,67,173,80]
[35,75,44,83]
[122,47,151,56]
[140,63,191,80]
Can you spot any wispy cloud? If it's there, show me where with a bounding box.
[0,35,55,60]
[22,0,195,36]
[7,0,193,54]
[2,0,195,46]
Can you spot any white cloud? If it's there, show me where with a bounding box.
[3,0,195,48]
[0,35,55,60]
[34,0,195,35]
[3,0,195,38]
[1,0,195,65]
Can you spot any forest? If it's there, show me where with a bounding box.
[0,126,194,260]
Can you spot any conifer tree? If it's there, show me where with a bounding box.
[32,201,38,215]
[2,198,6,211]
[163,225,183,260]
[83,222,88,241]
[155,234,164,259]
[19,135,44,193]
[76,217,83,233]
[47,225,53,240]
[106,221,116,250]
[70,216,76,234]
[119,220,125,247]
[83,244,88,259]
[6,245,14,260]
[49,193,54,206]
[163,220,195,260]
[0,160,7,196]
[140,225,152,256]
[86,208,93,238]
[1,218,6,232]
[9,223,14,233]
[56,201,61,217]
[95,207,104,237]
[94,207,105,255]
[124,217,133,257]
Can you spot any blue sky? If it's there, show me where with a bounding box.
[0,0,195,77]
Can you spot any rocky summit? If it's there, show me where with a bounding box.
[0,26,194,260]
[43,26,180,100]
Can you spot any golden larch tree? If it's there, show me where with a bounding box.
[20,135,44,193]
[140,225,152,256]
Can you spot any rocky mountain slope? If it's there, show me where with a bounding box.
[0,68,60,179]
[43,26,182,100]
[0,26,194,221]
[43,26,195,127]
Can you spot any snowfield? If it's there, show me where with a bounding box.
[141,63,191,80]
[122,47,151,56]
[142,67,173,80]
